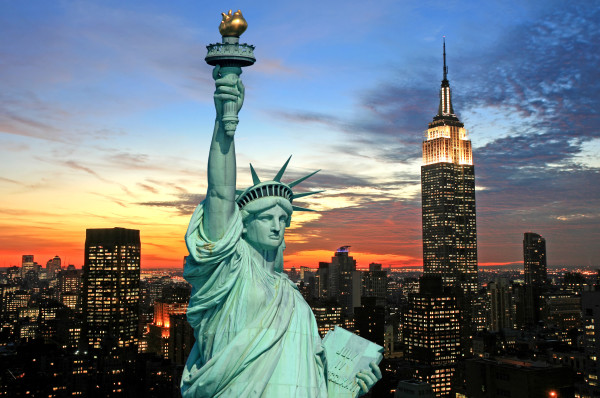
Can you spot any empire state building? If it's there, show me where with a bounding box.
[421,40,478,298]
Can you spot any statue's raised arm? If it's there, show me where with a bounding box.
[204,65,244,241]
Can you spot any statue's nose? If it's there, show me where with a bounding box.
[271,220,280,232]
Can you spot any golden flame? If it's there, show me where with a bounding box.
[219,9,248,37]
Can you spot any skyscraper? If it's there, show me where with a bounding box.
[403,275,460,397]
[523,232,547,287]
[520,232,547,326]
[45,255,62,279]
[582,291,600,396]
[421,40,478,298]
[420,40,478,359]
[82,227,140,351]
[362,263,388,307]
[487,278,514,332]
[317,246,361,317]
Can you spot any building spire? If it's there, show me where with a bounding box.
[443,36,448,83]
[436,37,455,118]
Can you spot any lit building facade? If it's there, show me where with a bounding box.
[541,292,581,346]
[57,268,82,312]
[311,301,343,337]
[421,40,478,297]
[82,227,141,351]
[362,263,388,307]
[147,301,188,359]
[581,291,600,396]
[403,275,460,397]
[488,278,515,332]
[45,255,62,279]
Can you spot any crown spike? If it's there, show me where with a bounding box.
[289,169,320,188]
[292,190,324,200]
[274,155,292,182]
[249,163,261,185]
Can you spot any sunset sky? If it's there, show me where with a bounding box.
[1,0,599,269]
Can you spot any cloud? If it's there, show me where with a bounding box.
[64,160,107,182]
[274,2,600,266]
[0,177,23,186]
[137,183,159,194]
[137,194,204,216]
[0,2,215,143]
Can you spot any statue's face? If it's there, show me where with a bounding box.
[243,204,289,251]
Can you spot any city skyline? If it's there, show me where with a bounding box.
[2,0,599,269]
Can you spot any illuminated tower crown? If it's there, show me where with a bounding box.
[235,156,322,212]
[423,38,473,166]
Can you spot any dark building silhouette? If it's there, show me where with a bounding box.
[464,357,573,398]
[523,232,547,287]
[521,232,548,327]
[315,246,361,317]
[169,313,195,367]
[487,278,514,332]
[355,296,385,346]
[82,227,141,351]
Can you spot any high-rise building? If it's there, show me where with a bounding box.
[520,232,548,327]
[421,40,478,297]
[317,247,361,317]
[403,275,460,397]
[147,300,188,359]
[582,291,600,396]
[82,227,141,351]
[45,255,62,279]
[488,278,514,332]
[541,292,581,345]
[310,299,343,337]
[355,296,385,346]
[362,263,388,307]
[523,232,547,287]
[57,268,82,312]
[21,255,37,279]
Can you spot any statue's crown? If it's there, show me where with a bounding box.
[236,156,322,212]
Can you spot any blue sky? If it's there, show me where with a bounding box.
[1,0,599,268]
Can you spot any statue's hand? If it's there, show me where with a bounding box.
[213,68,245,119]
[356,361,382,396]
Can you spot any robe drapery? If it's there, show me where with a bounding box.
[181,203,328,397]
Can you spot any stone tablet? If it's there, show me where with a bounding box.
[322,326,384,397]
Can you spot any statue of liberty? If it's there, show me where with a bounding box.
[181,10,381,397]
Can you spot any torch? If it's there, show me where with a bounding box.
[205,10,256,136]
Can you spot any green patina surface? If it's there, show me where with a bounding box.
[180,14,381,397]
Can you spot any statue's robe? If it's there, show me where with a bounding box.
[181,203,328,397]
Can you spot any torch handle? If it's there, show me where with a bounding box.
[214,65,242,137]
